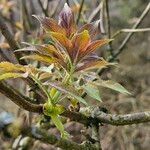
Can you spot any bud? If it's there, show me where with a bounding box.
[58,3,75,36]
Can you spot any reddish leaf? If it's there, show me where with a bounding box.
[76,58,111,71]
[80,39,112,59]
[78,20,101,38]
[33,16,66,35]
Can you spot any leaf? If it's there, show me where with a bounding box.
[0,73,25,81]
[82,83,102,102]
[72,30,90,52]
[76,58,113,71]
[81,39,113,58]
[45,82,88,106]
[38,72,52,81]
[20,54,57,64]
[0,62,25,73]
[78,20,101,38]
[50,32,72,50]
[51,114,69,139]
[33,15,66,35]
[94,80,131,95]
[58,3,76,36]
[43,103,69,138]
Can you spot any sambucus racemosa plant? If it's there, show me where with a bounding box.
[0,3,130,138]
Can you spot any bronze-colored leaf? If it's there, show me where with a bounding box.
[76,58,111,71]
[81,39,112,59]
[33,15,66,35]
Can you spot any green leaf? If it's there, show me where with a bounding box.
[94,80,131,95]
[51,114,69,139]
[82,83,102,102]
[45,82,88,106]
[43,103,69,139]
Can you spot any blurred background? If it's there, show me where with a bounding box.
[0,0,150,149]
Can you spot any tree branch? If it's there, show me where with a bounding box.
[76,0,85,24]
[0,81,42,113]
[0,81,149,126]
[0,13,26,65]
[95,111,150,125]
[24,126,98,150]
[112,2,150,60]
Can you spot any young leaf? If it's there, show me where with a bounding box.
[72,30,90,52]
[51,114,69,139]
[94,80,131,95]
[82,83,102,102]
[45,82,88,106]
[81,39,113,58]
[50,32,72,50]
[33,15,66,35]
[58,3,76,36]
[76,58,112,71]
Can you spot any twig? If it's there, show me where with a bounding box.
[76,0,85,24]
[0,48,11,61]
[38,0,49,17]
[95,111,150,125]
[97,2,150,75]
[99,0,105,34]
[88,0,104,23]
[105,0,113,56]
[66,0,70,6]
[112,2,150,60]
[112,28,150,38]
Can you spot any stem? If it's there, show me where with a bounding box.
[31,74,52,104]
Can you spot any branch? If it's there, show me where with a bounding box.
[76,0,85,24]
[38,0,49,17]
[0,81,42,113]
[0,13,26,65]
[24,126,98,150]
[95,111,150,125]
[0,81,149,126]
[112,2,150,60]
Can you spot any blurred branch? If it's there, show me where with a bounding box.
[0,13,26,65]
[76,0,85,24]
[88,0,104,23]
[112,28,150,38]
[0,48,11,61]
[105,0,113,56]
[38,0,49,17]
[24,126,98,150]
[99,0,105,34]
[66,0,70,6]
[112,2,150,61]
[97,2,150,75]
